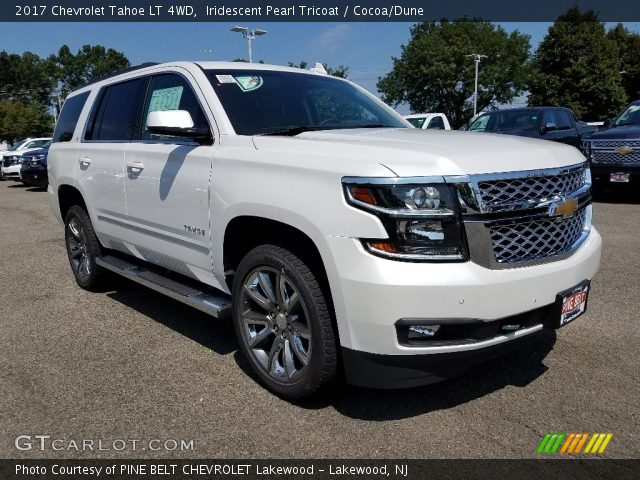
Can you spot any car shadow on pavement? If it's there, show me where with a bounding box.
[103,278,556,420]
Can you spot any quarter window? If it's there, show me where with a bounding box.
[427,117,445,130]
[52,92,90,142]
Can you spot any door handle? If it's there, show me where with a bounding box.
[126,161,145,173]
[78,157,91,166]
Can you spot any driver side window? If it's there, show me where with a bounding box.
[142,74,209,141]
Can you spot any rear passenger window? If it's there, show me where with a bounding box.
[141,74,210,142]
[91,78,147,141]
[427,117,445,130]
[53,92,89,142]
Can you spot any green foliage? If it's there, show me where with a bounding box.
[51,44,130,96]
[0,51,57,106]
[0,100,53,143]
[377,21,531,128]
[607,23,640,103]
[528,9,627,120]
[288,61,349,78]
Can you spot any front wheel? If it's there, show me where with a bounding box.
[232,245,338,400]
[64,205,105,291]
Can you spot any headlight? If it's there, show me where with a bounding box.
[343,180,468,261]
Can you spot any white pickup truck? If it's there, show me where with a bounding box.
[48,62,601,399]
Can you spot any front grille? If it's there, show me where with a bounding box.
[490,208,587,264]
[591,140,640,149]
[477,165,586,209]
[592,150,640,165]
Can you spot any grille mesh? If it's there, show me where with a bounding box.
[592,150,640,165]
[591,140,640,149]
[477,166,586,208]
[490,208,587,264]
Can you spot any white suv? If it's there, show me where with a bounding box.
[48,62,602,399]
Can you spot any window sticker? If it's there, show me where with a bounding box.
[215,74,236,84]
[234,76,263,92]
[148,86,184,112]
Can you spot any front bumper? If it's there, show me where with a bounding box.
[590,163,640,186]
[1,164,22,179]
[324,229,602,387]
[20,166,48,186]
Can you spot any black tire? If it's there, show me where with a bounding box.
[232,244,338,400]
[64,205,106,291]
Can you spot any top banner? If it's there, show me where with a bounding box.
[3,0,640,22]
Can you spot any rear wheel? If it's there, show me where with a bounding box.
[64,205,105,291]
[232,245,338,400]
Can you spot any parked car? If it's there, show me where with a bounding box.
[581,101,640,188]
[404,113,451,130]
[467,107,596,148]
[20,144,50,187]
[1,138,52,181]
[48,62,601,399]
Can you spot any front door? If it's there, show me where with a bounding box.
[123,71,218,284]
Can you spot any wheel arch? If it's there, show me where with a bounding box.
[58,184,87,220]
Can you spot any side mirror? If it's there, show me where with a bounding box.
[459,124,468,131]
[602,118,613,128]
[147,110,211,141]
[539,122,556,135]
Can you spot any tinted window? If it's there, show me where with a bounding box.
[206,69,405,135]
[427,117,445,130]
[614,104,640,126]
[471,111,540,132]
[141,74,209,141]
[53,92,90,142]
[543,110,573,130]
[406,117,426,128]
[468,114,490,131]
[93,78,146,141]
[26,140,50,148]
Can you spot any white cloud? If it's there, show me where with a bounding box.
[317,24,353,51]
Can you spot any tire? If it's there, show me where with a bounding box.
[64,205,106,291]
[232,244,338,400]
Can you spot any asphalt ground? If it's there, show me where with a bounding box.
[0,180,638,459]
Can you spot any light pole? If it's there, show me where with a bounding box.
[230,26,267,63]
[466,53,487,117]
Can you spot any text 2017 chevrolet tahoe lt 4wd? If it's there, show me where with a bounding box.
[48,62,602,399]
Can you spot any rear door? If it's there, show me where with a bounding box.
[76,77,147,248]
[123,70,218,280]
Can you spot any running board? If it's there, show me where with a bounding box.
[95,255,232,319]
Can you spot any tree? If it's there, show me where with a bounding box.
[288,61,349,78]
[528,9,627,120]
[51,44,130,97]
[0,100,53,143]
[607,23,640,103]
[377,21,531,128]
[0,51,57,107]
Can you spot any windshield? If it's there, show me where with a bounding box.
[469,110,541,132]
[614,104,640,127]
[406,117,426,128]
[206,69,406,135]
[8,140,27,151]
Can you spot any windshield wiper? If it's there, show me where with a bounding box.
[256,126,329,136]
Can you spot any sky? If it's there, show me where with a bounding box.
[1,21,639,113]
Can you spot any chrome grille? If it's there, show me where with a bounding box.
[490,208,587,264]
[477,165,586,209]
[592,150,640,165]
[591,140,640,149]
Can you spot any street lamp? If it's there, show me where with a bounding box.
[466,53,487,117]
[230,26,267,63]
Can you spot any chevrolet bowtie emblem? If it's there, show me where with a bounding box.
[550,197,578,221]
[617,145,633,155]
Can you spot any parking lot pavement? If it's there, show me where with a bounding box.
[0,180,638,459]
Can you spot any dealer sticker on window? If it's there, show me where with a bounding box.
[558,282,589,327]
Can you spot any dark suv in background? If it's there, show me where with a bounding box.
[468,107,596,148]
[582,101,640,189]
[20,144,50,188]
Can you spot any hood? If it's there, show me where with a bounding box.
[252,128,585,177]
[586,125,640,140]
[24,147,49,158]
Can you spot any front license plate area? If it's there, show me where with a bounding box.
[555,281,590,328]
[610,172,630,183]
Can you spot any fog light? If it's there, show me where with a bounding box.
[408,325,440,340]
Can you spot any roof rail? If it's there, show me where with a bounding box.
[77,62,159,89]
